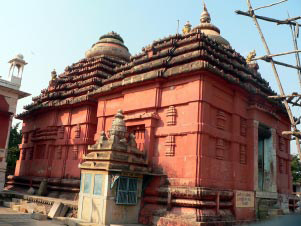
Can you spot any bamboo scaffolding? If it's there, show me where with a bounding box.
[269,93,301,107]
[269,93,301,99]
[253,50,301,60]
[253,0,288,11]
[244,0,301,159]
[252,50,301,69]
[278,16,301,25]
[265,59,301,70]
[272,60,301,70]
[235,10,301,27]
[282,131,301,139]
[288,12,301,89]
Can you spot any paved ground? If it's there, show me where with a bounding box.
[0,207,64,226]
[0,204,300,226]
[249,214,301,226]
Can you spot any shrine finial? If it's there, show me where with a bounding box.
[109,109,126,139]
[51,69,57,80]
[200,1,211,23]
[182,21,192,34]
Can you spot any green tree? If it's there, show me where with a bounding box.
[6,123,22,175]
[291,154,301,183]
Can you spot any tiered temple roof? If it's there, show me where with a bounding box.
[17,6,283,120]
[96,31,274,96]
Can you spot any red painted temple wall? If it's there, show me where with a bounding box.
[0,95,10,149]
[92,71,291,194]
[16,70,292,197]
[199,74,291,194]
[0,114,10,149]
[15,104,97,179]
[199,74,251,190]
[96,74,201,187]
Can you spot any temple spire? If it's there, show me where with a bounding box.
[192,1,230,47]
[200,1,211,23]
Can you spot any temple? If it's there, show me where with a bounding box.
[8,4,298,225]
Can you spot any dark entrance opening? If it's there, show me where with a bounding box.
[258,124,271,191]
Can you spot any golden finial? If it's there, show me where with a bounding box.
[246,50,256,63]
[182,21,192,34]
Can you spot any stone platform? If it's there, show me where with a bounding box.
[0,206,64,226]
[0,190,77,209]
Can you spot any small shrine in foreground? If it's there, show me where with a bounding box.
[8,4,299,225]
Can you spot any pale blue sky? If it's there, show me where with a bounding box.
[0,0,300,153]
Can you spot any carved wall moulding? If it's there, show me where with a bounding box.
[36,144,46,159]
[279,158,284,173]
[279,136,286,152]
[216,110,226,130]
[216,138,225,160]
[239,144,247,164]
[124,112,160,121]
[166,106,177,126]
[20,149,26,160]
[285,160,288,174]
[240,118,247,137]
[165,135,176,156]
[58,126,64,139]
[75,124,81,138]
[247,104,280,120]
[72,145,79,160]
[57,146,62,160]
[23,133,29,143]
[28,148,33,160]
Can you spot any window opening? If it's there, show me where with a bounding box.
[116,177,138,205]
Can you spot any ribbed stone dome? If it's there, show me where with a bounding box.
[85,31,131,61]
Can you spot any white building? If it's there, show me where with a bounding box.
[0,54,30,190]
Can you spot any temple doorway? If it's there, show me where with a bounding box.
[257,124,273,191]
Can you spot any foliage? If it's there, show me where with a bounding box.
[6,123,22,175]
[291,154,301,184]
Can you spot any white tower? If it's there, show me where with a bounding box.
[8,54,27,88]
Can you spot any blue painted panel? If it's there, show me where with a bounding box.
[94,174,102,195]
[84,174,92,194]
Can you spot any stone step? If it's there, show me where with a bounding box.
[268,208,284,217]
[3,201,16,208]
[12,204,21,212]
[0,212,33,219]
[53,217,99,226]
[32,212,48,221]
[11,198,24,204]
[111,224,145,226]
